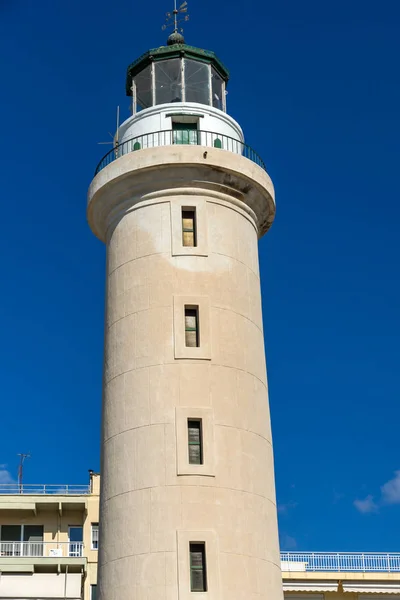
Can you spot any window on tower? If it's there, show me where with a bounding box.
[185,59,210,105]
[155,59,182,104]
[211,67,224,110]
[188,419,203,465]
[182,208,197,247]
[190,543,207,592]
[173,122,199,145]
[184,306,199,347]
[134,65,153,110]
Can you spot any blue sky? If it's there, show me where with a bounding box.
[0,0,399,552]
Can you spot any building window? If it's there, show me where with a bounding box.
[91,523,99,550]
[182,208,197,247]
[68,526,83,557]
[91,585,97,600]
[188,420,203,465]
[185,306,199,347]
[190,543,207,592]
[0,525,43,557]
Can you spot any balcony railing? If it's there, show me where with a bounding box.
[0,541,84,558]
[0,484,90,495]
[94,129,266,176]
[281,552,400,573]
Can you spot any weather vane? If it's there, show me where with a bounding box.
[162,0,189,35]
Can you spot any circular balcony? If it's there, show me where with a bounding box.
[94,129,266,176]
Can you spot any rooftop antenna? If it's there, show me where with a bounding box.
[98,106,120,155]
[162,0,189,37]
[17,453,30,493]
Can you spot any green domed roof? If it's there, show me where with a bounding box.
[125,43,229,95]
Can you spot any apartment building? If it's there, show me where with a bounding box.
[0,471,99,600]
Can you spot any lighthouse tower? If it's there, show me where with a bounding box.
[88,24,282,600]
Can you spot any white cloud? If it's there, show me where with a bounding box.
[280,533,297,550]
[381,471,400,505]
[354,495,378,514]
[0,467,14,484]
[278,501,298,515]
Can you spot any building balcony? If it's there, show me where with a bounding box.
[94,129,266,176]
[0,484,92,515]
[281,552,400,572]
[281,552,400,595]
[0,541,86,581]
[0,484,90,495]
[0,541,84,558]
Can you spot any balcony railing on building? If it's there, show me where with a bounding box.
[94,129,266,175]
[0,484,90,495]
[281,552,400,573]
[0,541,84,558]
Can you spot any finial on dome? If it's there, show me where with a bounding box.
[167,31,185,45]
[162,0,189,45]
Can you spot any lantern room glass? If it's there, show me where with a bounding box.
[154,59,182,104]
[185,59,210,105]
[134,65,153,111]
[132,57,226,113]
[211,67,224,110]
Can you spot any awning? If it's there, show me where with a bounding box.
[283,581,339,592]
[343,583,400,595]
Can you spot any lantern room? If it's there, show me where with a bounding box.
[126,38,229,114]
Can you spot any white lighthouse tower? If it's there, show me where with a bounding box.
[88,19,283,600]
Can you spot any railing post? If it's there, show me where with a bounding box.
[337,553,340,572]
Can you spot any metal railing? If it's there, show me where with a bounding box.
[94,129,266,175]
[0,541,84,558]
[0,484,90,495]
[281,552,400,573]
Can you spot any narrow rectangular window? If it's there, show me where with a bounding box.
[185,306,199,347]
[91,585,97,600]
[182,208,197,247]
[91,523,99,550]
[190,542,207,592]
[188,419,203,465]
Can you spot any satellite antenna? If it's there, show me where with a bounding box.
[98,106,120,156]
[17,453,30,493]
[162,0,189,34]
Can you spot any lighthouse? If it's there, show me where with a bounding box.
[87,19,282,600]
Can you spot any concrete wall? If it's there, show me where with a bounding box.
[88,145,281,600]
[0,572,81,598]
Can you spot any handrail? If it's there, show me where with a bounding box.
[281,552,400,573]
[0,541,84,558]
[0,484,90,495]
[94,129,266,175]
